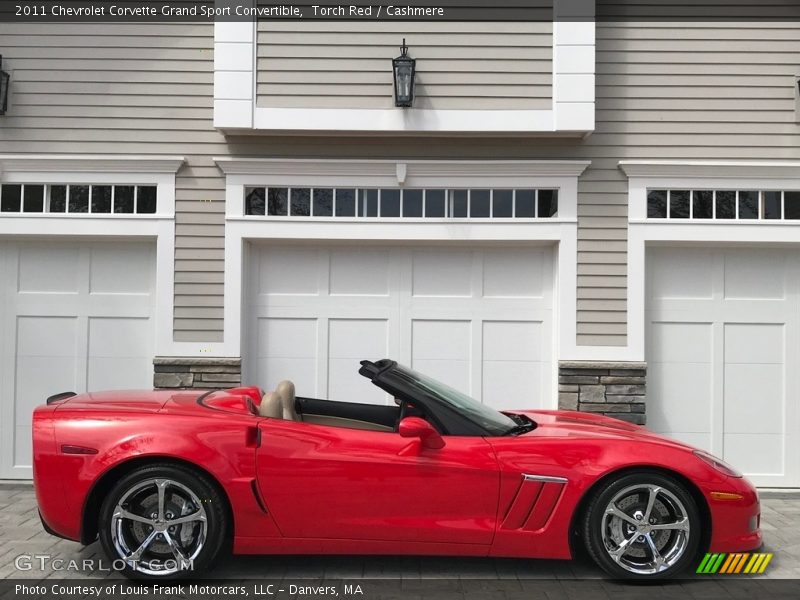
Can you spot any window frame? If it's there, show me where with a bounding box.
[241,186,561,220]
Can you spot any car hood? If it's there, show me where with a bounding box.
[511,409,697,450]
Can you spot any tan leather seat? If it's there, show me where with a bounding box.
[274,380,300,421]
[259,391,282,418]
[259,380,300,421]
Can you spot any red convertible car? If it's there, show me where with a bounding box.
[33,359,760,580]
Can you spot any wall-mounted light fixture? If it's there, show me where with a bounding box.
[0,56,9,115]
[392,39,415,108]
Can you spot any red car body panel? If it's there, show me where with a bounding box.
[33,388,761,561]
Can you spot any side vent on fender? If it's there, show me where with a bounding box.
[250,479,268,514]
[501,474,567,532]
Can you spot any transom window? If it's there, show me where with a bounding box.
[647,189,800,221]
[244,187,559,219]
[0,184,157,215]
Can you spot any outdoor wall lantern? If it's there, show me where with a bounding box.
[0,56,9,115]
[392,39,416,108]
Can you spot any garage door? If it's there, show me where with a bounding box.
[647,246,800,487]
[246,244,554,411]
[0,241,156,479]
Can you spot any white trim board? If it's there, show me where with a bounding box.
[0,155,186,175]
[620,160,800,180]
[213,0,595,134]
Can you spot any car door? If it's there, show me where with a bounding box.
[256,418,500,545]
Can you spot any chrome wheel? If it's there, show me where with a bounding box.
[601,483,691,575]
[110,478,207,576]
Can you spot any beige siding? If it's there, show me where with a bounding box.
[0,23,227,343]
[256,21,553,110]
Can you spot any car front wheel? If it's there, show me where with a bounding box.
[98,463,228,579]
[583,471,702,579]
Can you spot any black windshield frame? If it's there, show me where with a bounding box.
[359,359,519,436]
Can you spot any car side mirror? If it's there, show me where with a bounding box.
[398,416,445,449]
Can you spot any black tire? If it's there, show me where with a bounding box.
[98,463,228,580]
[582,471,702,580]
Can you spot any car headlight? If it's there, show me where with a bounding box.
[694,450,743,478]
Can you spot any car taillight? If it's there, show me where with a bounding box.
[694,450,743,478]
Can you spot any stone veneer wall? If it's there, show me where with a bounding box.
[558,361,647,425]
[153,357,242,389]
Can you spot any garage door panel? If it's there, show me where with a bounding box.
[724,433,784,477]
[483,360,544,410]
[329,248,391,297]
[14,317,79,472]
[257,317,318,394]
[648,361,712,434]
[412,320,471,361]
[724,323,784,364]
[259,317,317,359]
[482,248,545,299]
[723,250,786,300]
[87,317,153,390]
[483,320,544,362]
[329,319,389,404]
[329,319,388,359]
[258,247,321,297]
[18,245,81,293]
[84,299,151,318]
[89,245,153,294]
[649,321,712,364]
[648,248,714,300]
[412,249,473,298]
[411,320,472,395]
[724,364,783,435]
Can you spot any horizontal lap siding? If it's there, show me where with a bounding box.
[0,24,226,343]
[256,21,553,110]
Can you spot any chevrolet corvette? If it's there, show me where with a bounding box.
[33,359,761,580]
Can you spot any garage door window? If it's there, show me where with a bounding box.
[647,188,800,221]
[244,187,559,219]
[0,184,158,215]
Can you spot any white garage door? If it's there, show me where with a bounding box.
[246,244,554,411]
[0,241,156,479]
[647,246,800,487]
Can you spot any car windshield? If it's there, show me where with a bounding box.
[393,364,517,435]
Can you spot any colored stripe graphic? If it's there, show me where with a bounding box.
[711,553,726,573]
[758,554,773,573]
[719,554,735,574]
[734,553,749,573]
[744,554,759,574]
[697,552,773,575]
[696,553,712,573]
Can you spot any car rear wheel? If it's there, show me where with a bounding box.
[98,464,228,579]
[583,471,701,580]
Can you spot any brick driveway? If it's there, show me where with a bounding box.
[1,484,798,585]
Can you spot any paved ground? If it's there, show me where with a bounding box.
[0,483,798,586]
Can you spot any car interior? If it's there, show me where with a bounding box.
[258,379,427,433]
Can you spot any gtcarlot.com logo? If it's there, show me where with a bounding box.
[697,552,773,574]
